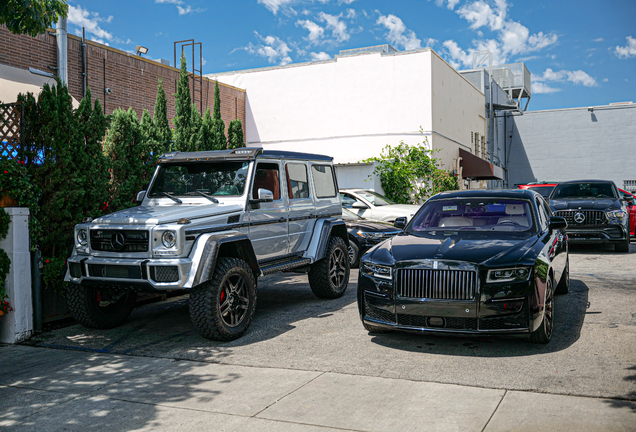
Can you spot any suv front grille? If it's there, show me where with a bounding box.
[397,269,476,300]
[556,210,607,226]
[90,229,149,252]
[149,266,180,283]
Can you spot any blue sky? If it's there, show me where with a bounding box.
[67,0,635,111]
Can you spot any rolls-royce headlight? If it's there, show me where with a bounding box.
[487,267,532,283]
[606,210,626,219]
[362,262,392,280]
[162,230,177,248]
[77,229,88,246]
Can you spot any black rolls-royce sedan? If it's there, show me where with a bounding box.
[342,208,401,266]
[357,189,569,344]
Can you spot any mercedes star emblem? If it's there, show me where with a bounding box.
[574,212,586,224]
[111,232,126,250]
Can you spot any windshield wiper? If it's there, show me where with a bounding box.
[161,192,182,204]
[192,190,219,203]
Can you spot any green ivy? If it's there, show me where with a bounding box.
[361,136,458,204]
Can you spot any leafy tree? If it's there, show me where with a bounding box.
[211,81,226,149]
[153,78,172,154]
[140,108,161,178]
[195,107,214,151]
[189,103,202,151]
[361,136,458,204]
[227,119,244,149]
[0,0,67,37]
[173,53,192,152]
[103,108,145,212]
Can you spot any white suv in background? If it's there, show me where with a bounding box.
[339,189,420,222]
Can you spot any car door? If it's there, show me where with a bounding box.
[285,161,315,254]
[248,160,289,260]
[538,197,565,282]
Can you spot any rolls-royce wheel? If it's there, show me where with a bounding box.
[555,258,569,295]
[363,322,390,333]
[66,283,137,329]
[615,239,630,253]
[348,239,360,267]
[189,257,257,341]
[530,277,554,344]
[308,236,350,299]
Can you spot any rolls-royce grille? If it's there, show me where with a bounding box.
[555,210,607,226]
[397,269,476,300]
[90,230,149,252]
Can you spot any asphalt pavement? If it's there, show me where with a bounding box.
[1,243,635,431]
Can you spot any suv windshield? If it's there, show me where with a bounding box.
[356,190,396,206]
[551,182,617,199]
[149,162,250,198]
[408,198,536,233]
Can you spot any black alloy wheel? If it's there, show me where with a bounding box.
[348,240,360,267]
[66,283,137,329]
[530,276,554,344]
[308,236,350,299]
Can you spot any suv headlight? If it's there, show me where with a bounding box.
[77,229,88,246]
[357,231,383,240]
[162,230,177,248]
[362,262,392,280]
[487,267,532,283]
[606,210,626,219]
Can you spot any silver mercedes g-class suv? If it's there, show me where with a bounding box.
[65,148,350,340]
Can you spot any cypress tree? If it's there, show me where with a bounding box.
[195,107,214,151]
[211,81,226,149]
[227,119,245,149]
[173,53,192,152]
[153,78,172,153]
[140,108,159,178]
[189,103,202,152]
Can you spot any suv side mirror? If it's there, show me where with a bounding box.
[249,188,274,209]
[621,198,633,207]
[394,217,407,229]
[352,201,369,209]
[136,190,146,203]
[549,216,567,230]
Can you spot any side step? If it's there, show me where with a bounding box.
[260,257,312,275]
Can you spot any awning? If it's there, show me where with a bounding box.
[459,148,504,180]
[0,64,79,108]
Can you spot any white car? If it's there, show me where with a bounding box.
[339,189,420,222]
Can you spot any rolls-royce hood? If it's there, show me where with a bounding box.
[92,203,243,225]
[550,198,619,211]
[368,233,538,266]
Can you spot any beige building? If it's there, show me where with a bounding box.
[208,45,501,193]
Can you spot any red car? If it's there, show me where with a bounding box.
[517,182,636,238]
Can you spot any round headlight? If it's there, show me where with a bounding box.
[162,230,177,248]
[77,229,88,246]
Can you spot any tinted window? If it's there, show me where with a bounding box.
[286,163,310,199]
[252,162,281,200]
[527,186,555,198]
[552,182,617,199]
[312,165,336,198]
[536,198,548,231]
[408,198,535,233]
[340,193,357,208]
[149,162,249,197]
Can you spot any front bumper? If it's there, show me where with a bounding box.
[66,256,194,292]
[566,224,627,244]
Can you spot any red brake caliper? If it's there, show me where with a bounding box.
[220,290,225,303]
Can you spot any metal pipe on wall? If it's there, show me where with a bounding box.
[56,17,68,85]
[82,28,87,98]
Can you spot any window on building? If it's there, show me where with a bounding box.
[312,165,336,198]
[624,180,636,193]
[481,136,487,159]
[286,163,310,199]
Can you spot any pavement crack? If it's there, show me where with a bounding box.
[251,371,326,418]
[481,389,507,432]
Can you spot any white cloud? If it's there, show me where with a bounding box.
[442,40,472,69]
[615,36,636,59]
[319,12,350,42]
[68,5,113,41]
[535,68,597,87]
[258,0,294,15]
[532,82,560,94]
[337,0,357,4]
[245,32,293,65]
[593,37,603,42]
[434,0,461,10]
[155,0,183,4]
[345,8,356,19]
[310,51,331,61]
[457,0,507,31]
[296,19,324,44]
[177,5,205,15]
[603,78,609,82]
[377,13,428,50]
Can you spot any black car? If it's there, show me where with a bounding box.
[549,180,630,252]
[357,189,569,344]
[342,208,401,266]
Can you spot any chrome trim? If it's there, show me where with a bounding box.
[397,268,476,300]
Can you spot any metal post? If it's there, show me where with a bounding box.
[31,249,42,333]
[82,28,87,98]
[56,17,68,85]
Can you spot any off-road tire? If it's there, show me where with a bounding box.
[189,257,257,341]
[615,239,630,253]
[530,276,554,344]
[348,239,360,267]
[308,236,350,299]
[555,258,569,295]
[66,283,137,329]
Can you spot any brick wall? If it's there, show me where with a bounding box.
[0,25,245,135]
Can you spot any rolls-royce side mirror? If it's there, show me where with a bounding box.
[352,201,369,209]
[394,216,407,229]
[136,190,146,203]
[549,216,567,230]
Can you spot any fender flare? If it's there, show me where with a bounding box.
[314,218,349,261]
[191,232,260,287]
